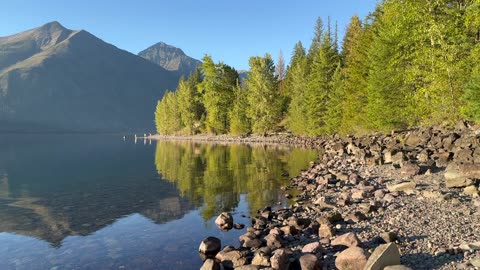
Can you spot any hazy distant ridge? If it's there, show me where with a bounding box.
[0,22,179,132]
[139,42,202,77]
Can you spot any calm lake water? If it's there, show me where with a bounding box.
[0,135,318,270]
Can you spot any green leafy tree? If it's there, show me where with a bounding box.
[198,55,238,134]
[177,69,204,134]
[462,0,480,122]
[154,91,182,134]
[245,54,282,134]
[229,84,251,135]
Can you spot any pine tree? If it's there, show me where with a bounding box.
[245,54,282,134]
[323,63,344,134]
[364,0,472,131]
[463,0,480,121]
[364,2,417,131]
[285,41,306,98]
[340,14,371,134]
[285,42,308,135]
[411,0,472,125]
[463,69,480,122]
[304,22,340,136]
[306,17,324,72]
[275,50,286,81]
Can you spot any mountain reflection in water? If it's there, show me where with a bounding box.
[0,135,317,270]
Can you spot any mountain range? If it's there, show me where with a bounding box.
[0,21,201,133]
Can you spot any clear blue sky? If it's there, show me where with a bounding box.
[0,0,378,70]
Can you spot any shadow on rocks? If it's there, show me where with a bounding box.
[400,235,428,242]
[401,252,464,269]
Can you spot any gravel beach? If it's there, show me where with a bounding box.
[195,122,480,269]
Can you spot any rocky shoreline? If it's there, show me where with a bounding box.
[147,133,326,148]
[197,121,480,270]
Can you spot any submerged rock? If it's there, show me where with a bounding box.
[215,212,234,230]
[199,237,221,260]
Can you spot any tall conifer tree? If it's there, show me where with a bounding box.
[245,54,282,134]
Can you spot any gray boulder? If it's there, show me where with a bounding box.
[364,243,401,270]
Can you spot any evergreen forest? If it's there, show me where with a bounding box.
[155,0,480,136]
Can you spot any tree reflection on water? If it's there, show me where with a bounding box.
[154,141,318,220]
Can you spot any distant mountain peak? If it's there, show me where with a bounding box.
[149,42,186,55]
[0,21,75,71]
[33,21,70,41]
[40,21,66,31]
[138,41,201,75]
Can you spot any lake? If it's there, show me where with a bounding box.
[0,135,318,270]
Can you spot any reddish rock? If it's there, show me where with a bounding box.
[302,241,322,254]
